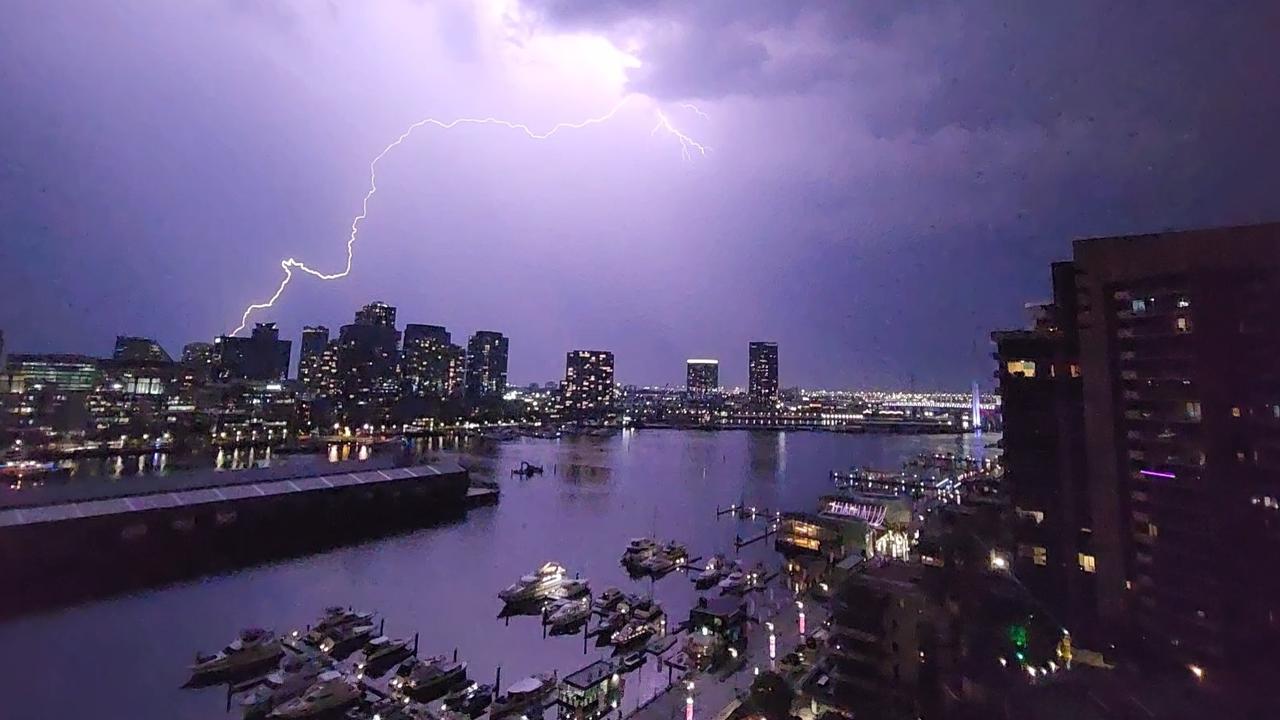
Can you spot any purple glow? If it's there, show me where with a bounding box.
[1139,469,1176,479]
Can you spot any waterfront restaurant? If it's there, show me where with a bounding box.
[817,494,915,560]
[776,512,863,558]
[558,660,624,720]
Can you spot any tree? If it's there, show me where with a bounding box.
[748,671,795,720]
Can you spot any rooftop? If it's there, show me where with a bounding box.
[563,660,616,690]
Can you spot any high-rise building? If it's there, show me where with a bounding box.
[465,331,508,401]
[297,325,330,392]
[403,324,460,398]
[1070,224,1280,679]
[993,262,1095,641]
[748,341,779,403]
[562,350,615,420]
[355,301,396,328]
[337,304,401,425]
[0,354,101,393]
[181,342,214,369]
[214,323,291,382]
[999,223,1280,685]
[686,359,720,396]
[112,336,173,364]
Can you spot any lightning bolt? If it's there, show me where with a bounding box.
[230,98,708,336]
[650,110,711,162]
[679,102,710,120]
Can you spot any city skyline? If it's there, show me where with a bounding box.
[6,4,1278,389]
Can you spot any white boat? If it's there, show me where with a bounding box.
[360,635,413,672]
[240,657,327,719]
[499,562,568,603]
[610,620,654,647]
[640,553,675,574]
[267,671,359,718]
[593,587,624,611]
[391,656,468,698]
[490,675,556,719]
[661,541,689,561]
[694,555,728,587]
[718,571,748,594]
[557,578,591,598]
[190,628,284,679]
[621,538,657,566]
[545,599,591,629]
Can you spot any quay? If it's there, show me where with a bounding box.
[0,458,485,616]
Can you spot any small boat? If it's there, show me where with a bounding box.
[693,555,728,588]
[499,562,568,604]
[593,587,624,612]
[629,597,664,625]
[268,671,359,718]
[319,623,376,659]
[441,683,494,718]
[621,538,657,566]
[391,657,468,700]
[621,652,647,671]
[545,599,592,629]
[639,553,675,574]
[490,675,556,719]
[646,636,677,656]
[718,571,748,595]
[190,628,284,680]
[596,611,626,634]
[359,636,413,675]
[610,620,654,647]
[661,541,689,562]
[240,657,327,719]
[557,578,591,598]
[312,607,374,634]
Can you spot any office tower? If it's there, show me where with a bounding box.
[354,300,396,328]
[748,341,779,403]
[993,262,1095,641]
[686,359,719,396]
[214,323,291,382]
[562,350,615,420]
[403,324,458,398]
[0,354,101,393]
[112,336,172,364]
[337,303,401,425]
[297,325,330,391]
[181,342,214,370]
[1070,224,1280,679]
[465,331,508,401]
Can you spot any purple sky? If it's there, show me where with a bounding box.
[2,1,1278,389]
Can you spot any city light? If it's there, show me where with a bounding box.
[1188,664,1204,681]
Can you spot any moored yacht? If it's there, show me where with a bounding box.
[499,562,568,604]
[190,628,285,681]
[620,538,657,567]
[390,656,468,700]
[490,674,556,719]
[718,571,748,595]
[693,554,728,588]
[240,657,327,719]
[359,636,413,675]
[544,599,592,629]
[593,587,624,612]
[610,620,654,647]
[267,671,359,718]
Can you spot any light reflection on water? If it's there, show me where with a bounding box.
[0,430,995,720]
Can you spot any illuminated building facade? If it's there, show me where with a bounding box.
[403,324,461,399]
[181,342,214,371]
[562,350,615,420]
[685,359,719,396]
[214,323,290,382]
[748,341,779,404]
[465,331,508,401]
[297,325,329,392]
[557,660,624,720]
[1072,225,1280,678]
[336,303,401,425]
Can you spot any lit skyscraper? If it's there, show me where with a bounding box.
[337,303,400,425]
[686,359,719,396]
[465,331,508,401]
[563,350,615,420]
[297,325,330,391]
[403,324,460,399]
[748,341,779,403]
[112,336,172,364]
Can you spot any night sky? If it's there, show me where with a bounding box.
[2,1,1278,389]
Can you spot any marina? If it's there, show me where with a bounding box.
[0,430,994,720]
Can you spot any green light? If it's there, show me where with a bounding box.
[1015,651,1025,662]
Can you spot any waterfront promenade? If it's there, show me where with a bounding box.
[631,587,825,720]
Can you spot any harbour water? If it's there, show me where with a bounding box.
[0,429,993,720]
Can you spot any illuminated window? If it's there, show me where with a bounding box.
[1033,546,1048,566]
[1175,317,1191,333]
[1078,553,1096,573]
[1231,407,1242,418]
[1069,364,1081,378]
[1185,402,1202,421]
[1131,299,1148,313]
[1006,360,1037,378]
